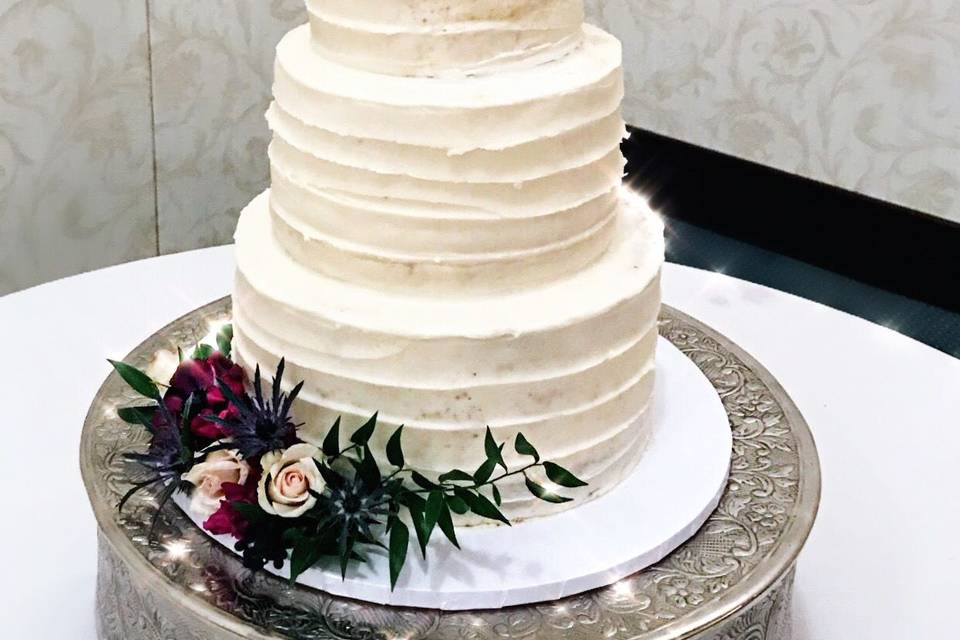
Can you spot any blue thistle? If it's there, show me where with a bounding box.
[206,358,303,459]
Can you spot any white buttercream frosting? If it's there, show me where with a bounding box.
[269,23,626,293]
[229,6,666,523]
[233,190,663,521]
[273,23,623,152]
[306,0,585,77]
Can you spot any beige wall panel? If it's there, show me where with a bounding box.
[149,0,305,254]
[0,0,157,295]
[587,0,960,223]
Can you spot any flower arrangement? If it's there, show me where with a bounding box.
[111,326,587,588]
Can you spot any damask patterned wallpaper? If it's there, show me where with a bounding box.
[587,0,960,225]
[148,0,304,254]
[0,0,157,295]
[1,0,958,295]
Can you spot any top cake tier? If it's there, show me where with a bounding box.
[307,0,585,77]
[268,22,624,295]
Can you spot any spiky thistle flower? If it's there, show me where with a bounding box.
[320,460,391,564]
[206,358,303,459]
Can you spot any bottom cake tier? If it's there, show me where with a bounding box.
[231,189,665,522]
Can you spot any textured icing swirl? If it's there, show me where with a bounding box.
[270,23,626,293]
[306,0,585,77]
[273,24,623,150]
[229,14,665,522]
[232,190,664,521]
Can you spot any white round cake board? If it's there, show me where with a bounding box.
[176,337,731,610]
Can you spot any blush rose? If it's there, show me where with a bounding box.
[182,448,251,518]
[257,444,324,518]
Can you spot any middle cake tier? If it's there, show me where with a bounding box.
[232,189,664,522]
[270,22,626,294]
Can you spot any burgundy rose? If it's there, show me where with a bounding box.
[190,408,221,440]
[160,353,247,442]
[168,353,245,399]
[203,468,260,537]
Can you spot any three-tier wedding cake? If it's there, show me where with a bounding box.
[231,0,664,522]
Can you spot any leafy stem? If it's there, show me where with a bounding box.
[366,461,541,509]
[110,342,589,593]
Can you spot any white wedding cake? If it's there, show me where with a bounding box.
[232,0,664,522]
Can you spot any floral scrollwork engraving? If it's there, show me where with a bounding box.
[85,300,817,640]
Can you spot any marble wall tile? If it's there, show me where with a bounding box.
[0,0,157,295]
[148,0,304,254]
[587,0,960,224]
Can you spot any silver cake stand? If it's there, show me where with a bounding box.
[81,298,820,640]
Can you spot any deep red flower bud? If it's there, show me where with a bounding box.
[206,386,226,406]
[203,501,248,536]
[156,352,249,446]
[203,473,259,537]
[190,408,224,439]
[219,404,240,421]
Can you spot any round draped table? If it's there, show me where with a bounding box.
[2,248,958,638]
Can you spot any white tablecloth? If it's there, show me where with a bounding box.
[2,248,958,638]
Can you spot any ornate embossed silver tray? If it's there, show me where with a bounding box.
[81,298,820,640]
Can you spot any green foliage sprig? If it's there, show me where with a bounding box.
[285,416,587,588]
[110,328,587,589]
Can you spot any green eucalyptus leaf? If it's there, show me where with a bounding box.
[108,360,160,399]
[437,501,460,549]
[492,484,502,507]
[290,534,323,583]
[446,494,469,514]
[192,343,214,360]
[514,432,540,462]
[399,490,426,511]
[484,427,507,471]
[525,476,573,503]
[358,445,382,489]
[282,528,305,546]
[543,461,588,488]
[473,458,496,484]
[179,394,196,464]
[216,324,234,358]
[388,517,409,590]
[408,503,431,559]
[424,491,443,541]
[338,530,355,579]
[438,469,473,483]
[386,425,405,468]
[350,412,378,446]
[411,472,439,491]
[322,417,341,457]
[117,405,157,428]
[230,501,268,523]
[463,490,510,525]
[453,487,473,507]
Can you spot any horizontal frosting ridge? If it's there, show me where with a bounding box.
[228,13,664,524]
[266,102,627,184]
[273,24,623,152]
[305,0,585,77]
[233,190,664,332]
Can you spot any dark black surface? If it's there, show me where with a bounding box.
[622,127,960,357]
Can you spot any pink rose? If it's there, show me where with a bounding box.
[257,444,324,518]
[182,448,251,518]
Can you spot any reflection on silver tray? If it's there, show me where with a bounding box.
[81,298,820,640]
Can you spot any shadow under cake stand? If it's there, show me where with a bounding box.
[81,298,820,640]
